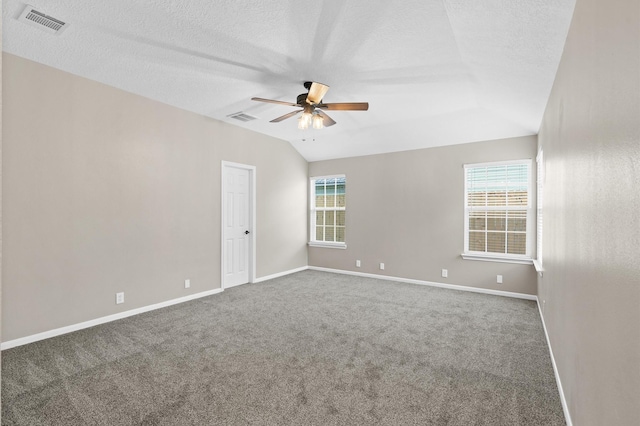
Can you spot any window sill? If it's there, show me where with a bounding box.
[532,259,544,276]
[461,253,533,265]
[308,242,347,250]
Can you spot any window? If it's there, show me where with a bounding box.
[309,176,346,248]
[535,150,544,270]
[462,160,534,264]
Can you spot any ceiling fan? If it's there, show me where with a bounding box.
[251,81,369,129]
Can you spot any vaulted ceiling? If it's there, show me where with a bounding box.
[2,0,575,161]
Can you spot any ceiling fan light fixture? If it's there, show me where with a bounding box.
[312,113,324,129]
[298,114,309,129]
[252,81,367,129]
[299,111,312,129]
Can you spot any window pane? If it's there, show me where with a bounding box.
[326,196,335,208]
[336,211,345,226]
[315,179,326,208]
[467,167,487,190]
[507,233,527,255]
[487,232,506,254]
[469,212,485,231]
[507,164,529,188]
[325,211,335,226]
[336,178,346,207]
[325,226,335,242]
[336,227,345,242]
[315,211,324,226]
[487,211,506,231]
[315,226,323,241]
[487,190,506,206]
[468,191,486,207]
[469,231,486,252]
[486,166,506,190]
[507,190,528,206]
[326,179,336,195]
[507,211,527,232]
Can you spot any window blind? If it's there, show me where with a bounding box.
[311,176,346,244]
[465,161,532,257]
[536,151,544,263]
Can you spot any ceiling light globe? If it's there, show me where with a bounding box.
[312,114,324,129]
[298,114,310,129]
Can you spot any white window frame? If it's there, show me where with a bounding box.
[462,159,534,265]
[309,175,347,249]
[534,150,544,274]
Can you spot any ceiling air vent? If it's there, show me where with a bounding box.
[18,5,68,35]
[228,112,258,122]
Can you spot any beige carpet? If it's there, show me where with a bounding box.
[2,270,565,425]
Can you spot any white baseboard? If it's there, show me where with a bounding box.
[1,287,224,351]
[308,266,537,300]
[253,265,309,283]
[536,298,573,426]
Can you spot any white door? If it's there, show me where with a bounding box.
[223,165,251,288]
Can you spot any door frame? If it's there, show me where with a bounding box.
[221,161,256,289]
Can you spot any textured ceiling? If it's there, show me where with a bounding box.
[2,0,575,161]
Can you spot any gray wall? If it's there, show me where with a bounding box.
[1,6,3,421]
[309,136,539,295]
[2,54,308,342]
[537,0,640,423]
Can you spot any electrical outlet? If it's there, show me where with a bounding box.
[442,269,448,278]
[379,263,385,270]
[356,260,361,268]
[185,279,191,289]
[116,292,124,304]
[497,275,503,284]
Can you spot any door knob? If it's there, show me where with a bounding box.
[245,230,250,235]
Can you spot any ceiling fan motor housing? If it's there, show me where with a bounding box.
[297,93,309,105]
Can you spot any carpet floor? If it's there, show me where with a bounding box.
[2,270,565,425]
